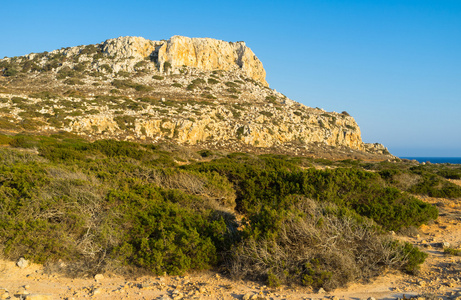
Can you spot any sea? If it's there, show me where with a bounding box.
[401,157,461,164]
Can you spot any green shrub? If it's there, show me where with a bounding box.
[207,78,219,84]
[259,111,273,117]
[100,64,113,73]
[56,66,77,79]
[227,87,240,94]
[4,68,19,77]
[153,75,164,80]
[0,134,13,144]
[164,61,172,72]
[265,95,277,104]
[444,247,461,256]
[112,79,152,92]
[117,71,131,77]
[64,78,84,85]
[112,79,135,89]
[29,91,60,100]
[73,63,87,72]
[408,172,461,198]
[201,93,216,99]
[134,84,153,92]
[80,44,100,55]
[21,60,41,73]
[225,81,238,88]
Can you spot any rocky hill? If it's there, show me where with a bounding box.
[0,35,391,159]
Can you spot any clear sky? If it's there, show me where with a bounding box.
[1,0,460,157]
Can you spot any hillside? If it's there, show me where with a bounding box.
[0,36,390,160]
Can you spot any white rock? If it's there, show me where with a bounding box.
[243,293,253,300]
[94,274,104,281]
[17,257,29,269]
[317,288,326,294]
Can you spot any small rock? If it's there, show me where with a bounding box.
[367,297,376,300]
[1,292,9,300]
[443,241,451,248]
[243,293,253,300]
[94,274,104,281]
[317,288,326,294]
[332,296,340,300]
[92,288,101,296]
[17,257,29,269]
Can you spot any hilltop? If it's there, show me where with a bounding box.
[0,35,390,160]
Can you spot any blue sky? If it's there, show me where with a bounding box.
[2,0,460,156]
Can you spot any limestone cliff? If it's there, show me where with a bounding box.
[101,36,268,86]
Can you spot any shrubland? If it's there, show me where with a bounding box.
[0,133,456,290]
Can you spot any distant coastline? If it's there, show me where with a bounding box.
[401,157,461,164]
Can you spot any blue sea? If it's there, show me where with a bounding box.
[401,157,461,164]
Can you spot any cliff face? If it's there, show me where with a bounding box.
[0,35,390,157]
[101,36,268,86]
[156,36,267,86]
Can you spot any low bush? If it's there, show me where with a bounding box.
[29,91,60,100]
[99,64,113,73]
[407,172,461,198]
[444,247,461,256]
[64,78,84,85]
[225,81,238,88]
[112,79,152,92]
[228,199,427,290]
[207,78,219,84]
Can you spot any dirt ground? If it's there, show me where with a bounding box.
[1,189,460,300]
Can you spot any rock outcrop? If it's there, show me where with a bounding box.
[101,35,268,86]
[156,36,267,86]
